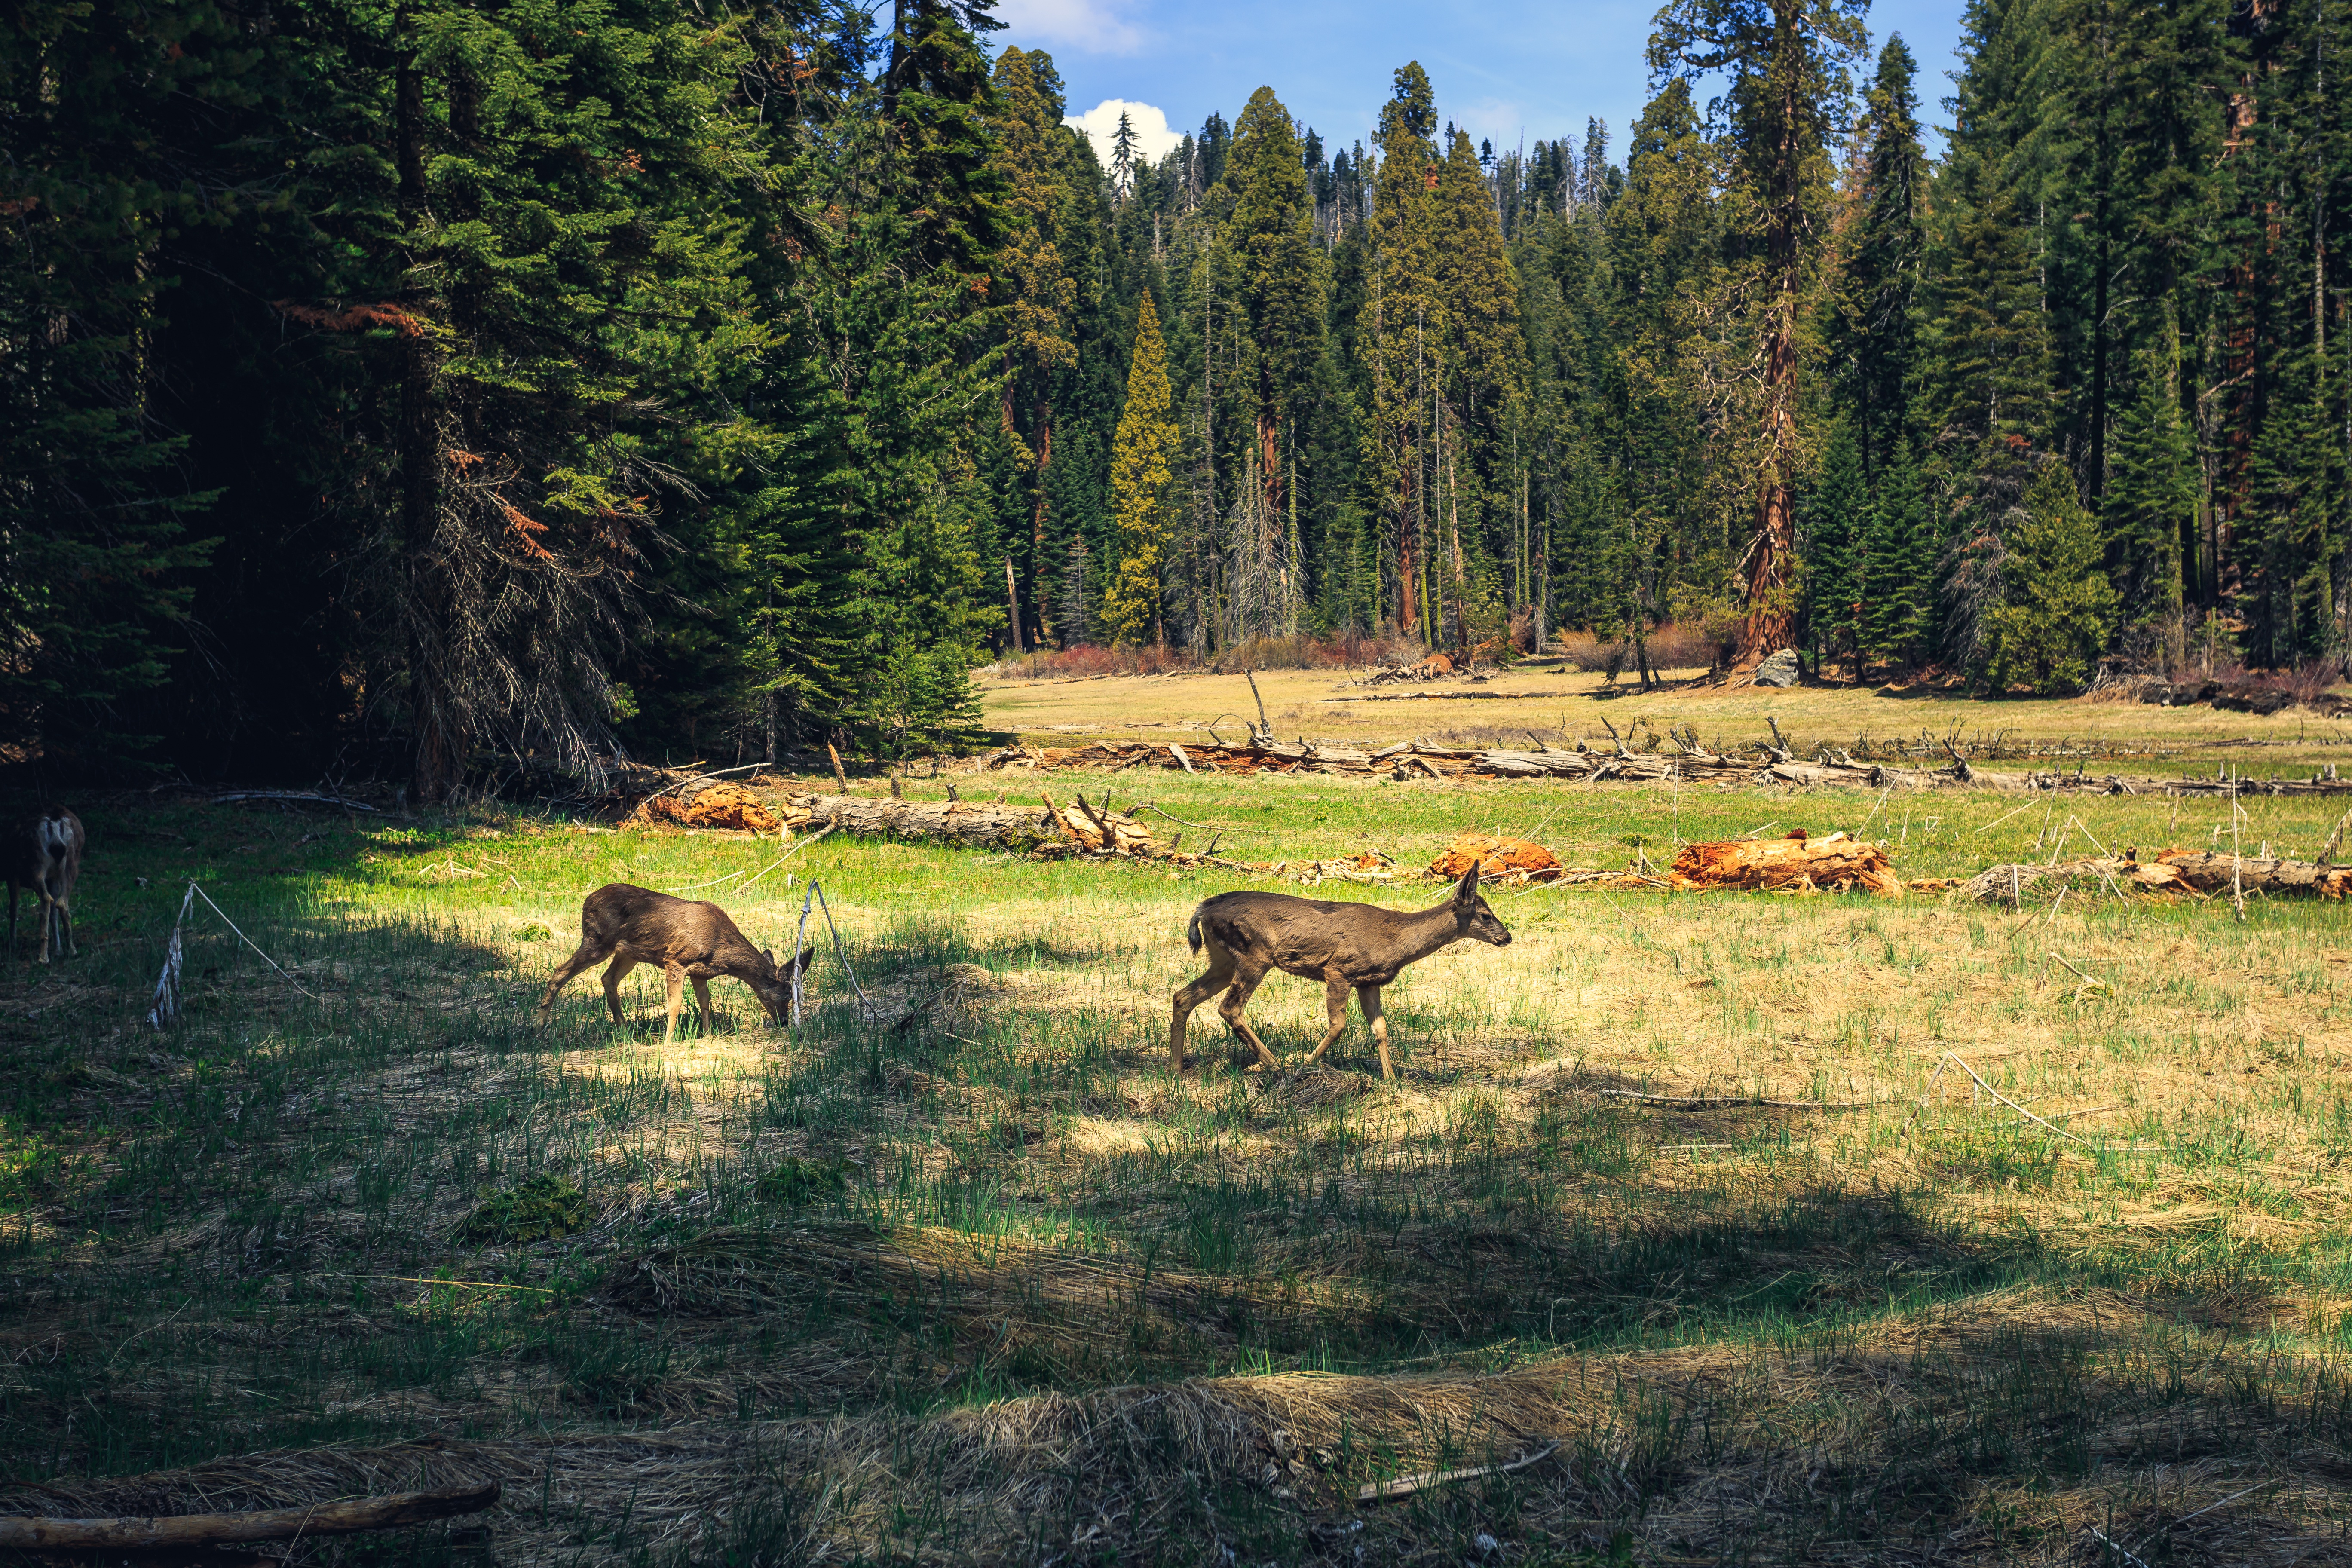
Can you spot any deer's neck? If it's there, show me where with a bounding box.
[1393,902,1466,964]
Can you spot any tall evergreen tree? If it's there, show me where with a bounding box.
[1829,35,1927,484]
[1649,0,1869,672]
[1221,88,1326,548]
[1104,292,1179,645]
[1365,63,1442,642]
[990,48,1081,647]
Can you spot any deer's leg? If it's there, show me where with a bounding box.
[690,975,716,1033]
[1357,984,1395,1081]
[1302,971,1352,1066]
[597,955,639,1024]
[659,961,688,1044]
[37,888,58,965]
[54,891,74,959]
[539,938,616,1023]
[1216,965,1284,1073]
[1170,946,1238,1075]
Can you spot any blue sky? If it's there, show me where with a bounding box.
[995,0,1966,170]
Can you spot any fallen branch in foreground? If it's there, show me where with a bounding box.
[1358,1445,1557,1503]
[0,1482,499,1551]
[212,790,381,812]
[1590,1088,1898,1111]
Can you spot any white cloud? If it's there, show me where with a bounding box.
[995,0,1147,55]
[1065,100,1183,168]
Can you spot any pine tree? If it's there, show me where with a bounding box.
[1981,463,2119,692]
[1222,87,1325,564]
[1112,109,1139,202]
[1862,442,1932,668]
[1804,418,1868,678]
[1649,0,1869,671]
[1365,63,1442,642]
[2104,336,2194,625]
[1830,35,1928,484]
[1104,292,1179,645]
[0,0,221,763]
[990,48,1082,647]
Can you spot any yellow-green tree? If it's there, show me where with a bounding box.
[1104,292,1178,646]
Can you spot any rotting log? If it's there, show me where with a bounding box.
[2153,849,2352,898]
[0,1482,499,1552]
[974,736,2352,797]
[1959,850,2352,904]
[1668,831,1901,896]
[776,793,1155,854]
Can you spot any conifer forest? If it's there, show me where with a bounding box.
[6,0,2351,794]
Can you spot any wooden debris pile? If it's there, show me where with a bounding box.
[1669,831,1902,897]
[980,734,2352,797]
[1961,848,2352,904]
[631,780,781,833]
[1429,835,1563,884]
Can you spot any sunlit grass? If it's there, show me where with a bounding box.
[4,779,2352,1562]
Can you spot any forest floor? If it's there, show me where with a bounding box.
[979,661,2352,774]
[9,754,2352,1564]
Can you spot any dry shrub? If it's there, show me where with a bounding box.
[1553,623,1720,676]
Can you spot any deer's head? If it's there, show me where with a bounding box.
[747,945,817,1023]
[1452,865,1512,946]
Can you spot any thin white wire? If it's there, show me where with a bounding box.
[668,823,837,896]
[187,882,322,1001]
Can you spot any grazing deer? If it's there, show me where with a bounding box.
[1171,865,1512,1079]
[8,807,85,964]
[538,884,812,1042]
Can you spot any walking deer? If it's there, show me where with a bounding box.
[538,884,812,1042]
[8,807,84,964]
[1171,865,1511,1079]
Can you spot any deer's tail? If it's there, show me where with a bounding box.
[1185,905,1204,954]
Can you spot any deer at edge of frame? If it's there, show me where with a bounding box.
[8,806,84,964]
[538,883,813,1042]
[1170,864,1512,1079]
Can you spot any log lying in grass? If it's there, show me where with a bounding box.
[0,1481,499,1552]
[1668,831,1902,896]
[977,737,2352,796]
[775,793,1158,855]
[1960,850,2352,903]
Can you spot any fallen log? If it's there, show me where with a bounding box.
[1958,849,2352,903]
[775,793,1155,854]
[1668,831,1901,896]
[2153,849,2352,898]
[0,1481,499,1552]
[1430,835,1562,882]
[632,779,781,833]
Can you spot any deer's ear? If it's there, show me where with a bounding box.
[1455,864,1482,904]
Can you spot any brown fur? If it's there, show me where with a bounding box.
[1170,866,1511,1078]
[537,883,812,1041]
[7,807,84,964]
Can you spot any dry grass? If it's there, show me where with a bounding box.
[980,661,2352,773]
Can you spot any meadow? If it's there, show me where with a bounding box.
[8,680,2352,1564]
